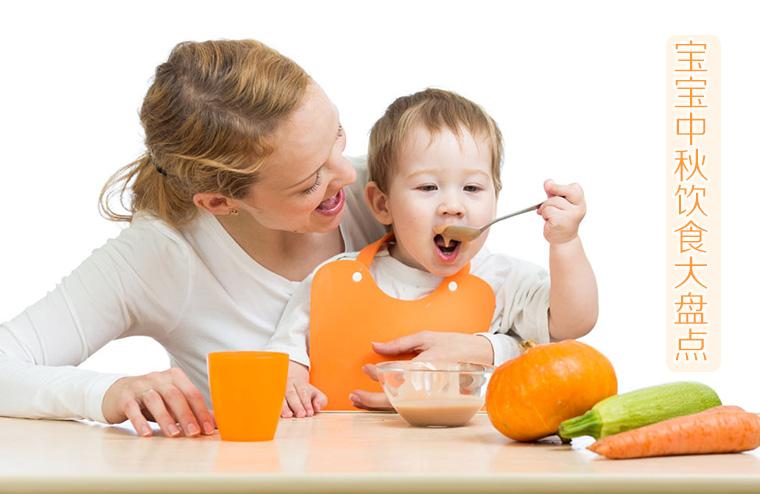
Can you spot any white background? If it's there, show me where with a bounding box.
[1,1,758,410]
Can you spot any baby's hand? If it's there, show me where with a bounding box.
[537,179,586,245]
[281,360,328,418]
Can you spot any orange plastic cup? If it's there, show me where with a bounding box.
[207,351,288,442]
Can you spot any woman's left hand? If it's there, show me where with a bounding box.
[349,332,494,410]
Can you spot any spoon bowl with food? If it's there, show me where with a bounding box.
[435,202,544,247]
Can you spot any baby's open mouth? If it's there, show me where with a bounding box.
[434,234,461,262]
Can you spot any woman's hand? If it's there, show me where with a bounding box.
[281,360,327,418]
[371,331,494,364]
[349,364,394,411]
[349,332,494,410]
[101,367,215,438]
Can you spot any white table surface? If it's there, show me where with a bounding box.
[2,412,759,493]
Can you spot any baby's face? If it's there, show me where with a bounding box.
[385,126,497,277]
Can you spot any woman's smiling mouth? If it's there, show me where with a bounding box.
[315,188,345,216]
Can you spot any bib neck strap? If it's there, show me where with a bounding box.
[356,232,471,278]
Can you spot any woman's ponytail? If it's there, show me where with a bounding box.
[98,39,310,228]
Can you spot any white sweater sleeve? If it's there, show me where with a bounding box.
[0,217,191,423]
[476,332,523,368]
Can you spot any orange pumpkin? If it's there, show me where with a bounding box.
[486,340,617,442]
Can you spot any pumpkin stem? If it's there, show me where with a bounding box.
[520,339,538,351]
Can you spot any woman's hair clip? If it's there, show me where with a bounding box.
[147,151,168,176]
[154,163,168,177]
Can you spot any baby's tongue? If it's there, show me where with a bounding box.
[317,193,339,211]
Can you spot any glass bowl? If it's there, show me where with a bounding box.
[375,360,494,427]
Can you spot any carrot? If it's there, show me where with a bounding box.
[587,405,760,459]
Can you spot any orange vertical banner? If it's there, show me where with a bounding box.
[666,36,721,371]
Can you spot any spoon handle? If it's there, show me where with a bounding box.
[481,201,544,231]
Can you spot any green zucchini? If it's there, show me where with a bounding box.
[558,381,721,440]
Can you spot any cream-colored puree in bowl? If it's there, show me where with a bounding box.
[392,396,485,427]
[376,361,492,427]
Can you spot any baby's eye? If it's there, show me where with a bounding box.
[464,185,483,192]
[416,184,438,192]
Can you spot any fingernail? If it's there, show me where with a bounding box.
[349,394,357,402]
[140,425,152,437]
[168,424,181,436]
[203,421,214,435]
[186,423,200,436]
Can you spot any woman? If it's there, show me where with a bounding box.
[0,40,506,438]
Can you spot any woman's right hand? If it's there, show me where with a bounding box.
[101,368,215,438]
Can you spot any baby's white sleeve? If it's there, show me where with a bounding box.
[474,252,551,366]
[509,272,551,344]
[266,276,313,368]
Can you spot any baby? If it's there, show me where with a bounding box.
[267,88,598,417]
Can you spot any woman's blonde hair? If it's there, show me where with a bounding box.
[99,39,311,227]
[368,88,503,195]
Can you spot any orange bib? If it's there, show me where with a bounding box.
[309,233,496,410]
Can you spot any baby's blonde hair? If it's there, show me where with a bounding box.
[368,88,503,194]
[99,39,311,228]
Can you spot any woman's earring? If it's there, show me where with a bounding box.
[229,209,239,216]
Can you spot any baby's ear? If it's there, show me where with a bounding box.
[364,181,393,225]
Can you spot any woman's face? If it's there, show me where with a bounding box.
[236,83,354,234]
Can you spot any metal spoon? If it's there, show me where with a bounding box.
[437,201,544,245]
